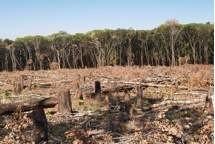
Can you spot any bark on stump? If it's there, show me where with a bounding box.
[136,85,144,107]
[57,89,72,114]
[74,80,83,100]
[31,106,48,144]
[205,95,214,116]
[13,76,24,95]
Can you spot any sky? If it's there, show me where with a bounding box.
[0,0,213,39]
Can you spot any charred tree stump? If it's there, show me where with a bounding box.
[95,81,101,94]
[57,89,72,114]
[31,106,48,144]
[94,81,102,100]
[119,101,132,121]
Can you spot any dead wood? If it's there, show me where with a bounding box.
[87,84,135,99]
[102,85,135,94]
[0,97,57,115]
[95,81,101,94]
[30,106,48,143]
[133,85,143,108]
[13,75,24,95]
[205,95,214,115]
[13,75,33,94]
[57,89,72,114]
[33,82,52,88]
[104,80,208,91]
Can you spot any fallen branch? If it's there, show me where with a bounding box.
[86,84,135,98]
[104,80,208,91]
[32,82,52,88]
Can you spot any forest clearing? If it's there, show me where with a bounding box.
[0,65,213,143]
[0,0,214,143]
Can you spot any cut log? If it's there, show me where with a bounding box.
[57,89,72,114]
[34,82,52,88]
[102,85,135,94]
[86,84,135,99]
[87,84,136,98]
[0,97,57,115]
[103,80,209,91]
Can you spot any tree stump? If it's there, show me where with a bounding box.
[74,79,84,100]
[95,81,101,94]
[94,81,103,101]
[136,85,144,107]
[13,76,24,95]
[205,95,214,116]
[57,89,72,114]
[31,106,48,144]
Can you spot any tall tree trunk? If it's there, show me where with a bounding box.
[56,50,61,69]
[204,45,208,64]
[144,42,149,65]
[80,47,84,68]
[191,46,196,64]
[10,47,17,71]
[171,32,175,66]
[127,38,132,66]
[140,41,144,66]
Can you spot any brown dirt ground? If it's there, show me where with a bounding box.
[0,65,214,144]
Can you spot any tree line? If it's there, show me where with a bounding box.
[0,20,213,71]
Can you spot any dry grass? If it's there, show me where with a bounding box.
[0,64,213,143]
[0,65,212,96]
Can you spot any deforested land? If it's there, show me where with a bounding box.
[0,21,214,144]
